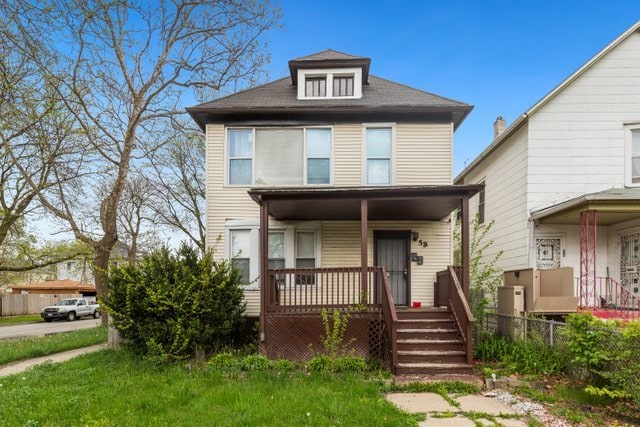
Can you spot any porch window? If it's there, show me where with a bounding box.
[366,128,392,185]
[632,130,640,184]
[295,231,316,285]
[305,76,326,97]
[228,130,253,185]
[306,128,331,184]
[230,230,251,284]
[268,231,285,269]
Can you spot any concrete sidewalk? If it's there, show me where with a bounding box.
[0,344,106,377]
[386,392,527,427]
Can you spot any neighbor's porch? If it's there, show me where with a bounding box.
[531,189,640,320]
[248,185,482,372]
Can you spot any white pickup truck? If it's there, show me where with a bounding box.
[41,298,101,322]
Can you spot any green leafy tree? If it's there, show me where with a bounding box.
[454,214,504,322]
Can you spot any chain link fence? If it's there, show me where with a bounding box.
[480,313,569,347]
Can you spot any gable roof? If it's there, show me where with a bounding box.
[291,49,366,62]
[454,20,640,184]
[187,75,472,129]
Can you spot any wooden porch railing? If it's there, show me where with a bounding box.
[379,267,398,372]
[266,266,385,313]
[578,276,640,321]
[447,266,474,364]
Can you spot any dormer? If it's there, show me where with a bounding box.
[288,49,371,100]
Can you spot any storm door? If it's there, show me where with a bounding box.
[374,231,410,306]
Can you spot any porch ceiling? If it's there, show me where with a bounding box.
[531,188,640,225]
[248,185,483,221]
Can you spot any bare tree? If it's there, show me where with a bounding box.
[147,123,206,252]
[2,0,279,299]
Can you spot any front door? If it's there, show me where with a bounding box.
[375,231,410,306]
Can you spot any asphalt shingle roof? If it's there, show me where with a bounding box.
[291,49,366,62]
[190,75,469,111]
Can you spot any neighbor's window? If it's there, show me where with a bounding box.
[305,76,326,97]
[268,231,285,270]
[366,128,392,185]
[632,130,640,184]
[230,230,251,284]
[333,75,354,97]
[478,183,486,224]
[306,128,331,184]
[228,130,253,185]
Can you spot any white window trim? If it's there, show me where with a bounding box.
[225,126,334,188]
[297,68,362,100]
[531,233,565,269]
[624,123,640,187]
[225,221,322,289]
[361,123,396,186]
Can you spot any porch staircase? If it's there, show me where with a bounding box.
[394,307,473,375]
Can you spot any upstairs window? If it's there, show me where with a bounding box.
[632,130,640,184]
[478,183,486,224]
[365,127,392,185]
[333,75,354,97]
[305,76,326,97]
[306,128,331,184]
[227,127,332,186]
[228,130,253,185]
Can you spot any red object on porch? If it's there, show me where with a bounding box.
[412,301,422,308]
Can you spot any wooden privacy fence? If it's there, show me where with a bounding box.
[0,294,81,317]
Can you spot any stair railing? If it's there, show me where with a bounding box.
[579,276,640,321]
[379,267,398,373]
[447,265,474,364]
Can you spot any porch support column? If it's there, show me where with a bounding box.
[461,196,470,297]
[579,210,597,309]
[360,199,368,301]
[259,201,269,342]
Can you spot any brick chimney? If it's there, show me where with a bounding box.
[493,116,506,139]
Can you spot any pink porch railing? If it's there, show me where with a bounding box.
[578,276,640,321]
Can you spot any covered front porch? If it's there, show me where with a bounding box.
[531,187,640,320]
[248,185,482,374]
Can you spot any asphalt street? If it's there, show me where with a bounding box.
[0,317,101,340]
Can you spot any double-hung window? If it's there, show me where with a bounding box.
[268,231,285,269]
[333,75,354,97]
[305,76,326,97]
[228,127,332,186]
[478,182,486,224]
[306,129,331,184]
[295,231,316,285]
[365,127,393,185]
[631,130,640,184]
[230,229,251,284]
[228,130,253,185]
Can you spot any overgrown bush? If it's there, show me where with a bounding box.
[272,359,293,372]
[102,244,245,362]
[239,354,270,371]
[208,352,238,371]
[475,333,570,376]
[307,355,368,373]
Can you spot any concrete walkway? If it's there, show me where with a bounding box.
[0,344,106,377]
[386,392,528,427]
[0,318,101,340]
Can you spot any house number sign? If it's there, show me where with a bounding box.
[417,239,428,248]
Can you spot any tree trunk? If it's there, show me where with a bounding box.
[94,244,111,327]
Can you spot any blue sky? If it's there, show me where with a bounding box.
[263,1,640,175]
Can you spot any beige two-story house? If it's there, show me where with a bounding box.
[188,50,481,374]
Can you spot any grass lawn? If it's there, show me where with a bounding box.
[0,326,107,366]
[0,350,422,426]
[0,314,42,325]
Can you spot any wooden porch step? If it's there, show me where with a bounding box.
[396,362,473,375]
[397,328,457,333]
[396,309,452,320]
[397,350,467,364]
[397,338,464,352]
[397,328,459,340]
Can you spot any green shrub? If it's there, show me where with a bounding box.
[271,359,293,372]
[239,354,270,371]
[208,352,238,370]
[318,309,355,357]
[102,244,245,361]
[333,356,367,372]
[308,355,332,372]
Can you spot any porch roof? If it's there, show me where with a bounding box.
[248,185,483,221]
[530,187,640,225]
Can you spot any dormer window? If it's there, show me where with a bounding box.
[305,76,327,97]
[333,75,354,97]
[296,68,363,100]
